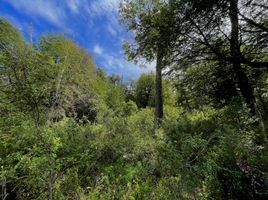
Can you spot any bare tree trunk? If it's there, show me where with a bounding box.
[229,0,256,114]
[155,50,164,127]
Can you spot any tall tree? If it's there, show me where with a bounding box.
[0,19,56,125]
[37,34,97,121]
[168,0,268,113]
[120,0,176,126]
[229,0,255,112]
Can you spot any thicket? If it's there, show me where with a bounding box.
[1,1,268,198]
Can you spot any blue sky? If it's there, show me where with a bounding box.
[0,0,154,81]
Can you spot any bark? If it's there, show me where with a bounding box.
[155,50,164,127]
[229,0,256,114]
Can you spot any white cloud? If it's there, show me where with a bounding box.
[3,0,146,79]
[4,0,123,35]
[4,0,66,27]
[107,24,117,36]
[85,0,123,32]
[88,0,121,16]
[96,50,154,80]
[67,0,80,13]
[93,44,103,55]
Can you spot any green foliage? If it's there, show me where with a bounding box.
[36,34,98,121]
[119,0,175,64]
[133,72,176,108]
[1,17,268,200]
[174,62,238,109]
[134,73,155,108]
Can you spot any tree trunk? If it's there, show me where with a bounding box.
[229,0,256,114]
[155,50,164,127]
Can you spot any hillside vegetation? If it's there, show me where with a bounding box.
[1,0,268,199]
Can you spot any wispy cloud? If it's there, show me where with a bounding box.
[1,0,148,80]
[85,0,123,35]
[96,50,154,80]
[4,0,123,27]
[93,44,103,55]
[88,0,121,16]
[4,0,66,27]
[107,24,117,36]
[66,0,80,14]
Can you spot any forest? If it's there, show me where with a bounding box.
[1,0,268,199]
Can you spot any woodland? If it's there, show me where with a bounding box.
[1,0,268,199]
